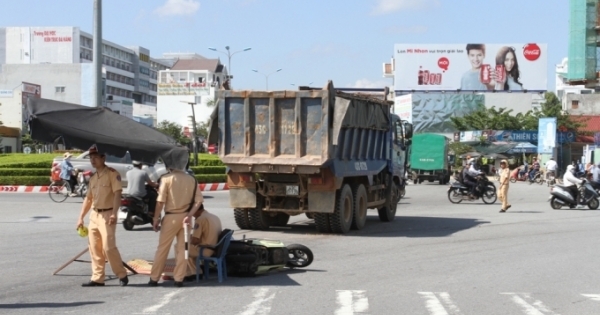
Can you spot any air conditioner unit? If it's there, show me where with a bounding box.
[195,96,202,104]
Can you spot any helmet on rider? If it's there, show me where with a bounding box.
[132,160,142,167]
[566,164,575,174]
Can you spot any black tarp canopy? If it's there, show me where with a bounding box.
[26,98,189,170]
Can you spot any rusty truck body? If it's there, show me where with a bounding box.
[209,81,413,233]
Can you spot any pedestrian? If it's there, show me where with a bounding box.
[148,165,203,287]
[498,159,511,213]
[76,144,129,287]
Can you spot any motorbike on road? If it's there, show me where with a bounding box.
[510,168,543,185]
[548,180,599,210]
[447,175,497,204]
[120,185,158,230]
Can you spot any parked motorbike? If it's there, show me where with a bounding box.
[226,236,314,277]
[510,168,543,185]
[548,180,599,210]
[447,175,497,204]
[120,185,158,230]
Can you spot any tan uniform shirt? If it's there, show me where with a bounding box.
[86,167,122,209]
[499,168,510,186]
[190,210,222,257]
[157,170,203,214]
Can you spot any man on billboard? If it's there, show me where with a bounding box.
[460,44,495,91]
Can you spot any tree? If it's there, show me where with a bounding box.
[450,104,522,131]
[520,91,586,132]
[155,120,190,145]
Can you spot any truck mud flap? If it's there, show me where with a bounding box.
[229,188,257,208]
[308,191,335,214]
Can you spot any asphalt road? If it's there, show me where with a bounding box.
[1,181,600,315]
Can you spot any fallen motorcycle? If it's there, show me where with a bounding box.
[226,237,314,276]
[447,175,497,204]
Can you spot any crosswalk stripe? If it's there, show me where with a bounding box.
[582,294,600,302]
[418,292,462,315]
[501,293,560,315]
[238,288,276,315]
[335,290,369,315]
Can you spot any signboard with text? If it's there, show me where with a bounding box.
[454,130,574,144]
[393,94,412,122]
[538,117,557,154]
[394,43,547,92]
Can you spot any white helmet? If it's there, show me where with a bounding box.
[566,165,574,173]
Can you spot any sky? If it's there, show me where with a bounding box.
[0,0,569,91]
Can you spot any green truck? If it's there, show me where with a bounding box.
[409,133,451,185]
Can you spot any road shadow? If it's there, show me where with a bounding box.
[258,215,488,238]
[0,301,103,309]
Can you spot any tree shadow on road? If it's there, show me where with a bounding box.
[0,301,103,309]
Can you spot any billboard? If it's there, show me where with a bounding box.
[394,43,547,92]
[393,94,412,122]
[538,117,557,154]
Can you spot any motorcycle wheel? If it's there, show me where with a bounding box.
[550,197,563,210]
[286,244,314,268]
[79,184,88,199]
[447,188,463,204]
[510,177,516,183]
[122,215,134,231]
[536,176,544,185]
[588,198,599,210]
[482,183,497,204]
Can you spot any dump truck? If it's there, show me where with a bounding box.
[409,133,451,185]
[208,81,413,233]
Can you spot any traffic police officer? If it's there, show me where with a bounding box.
[148,166,203,287]
[76,144,129,287]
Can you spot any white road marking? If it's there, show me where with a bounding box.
[335,290,369,315]
[418,292,462,315]
[501,293,559,315]
[143,290,181,314]
[238,288,276,315]
[582,294,600,301]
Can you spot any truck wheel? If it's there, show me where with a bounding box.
[314,213,332,233]
[272,213,290,226]
[378,179,398,222]
[351,184,368,230]
[233,209,251,229]
[330,184,354,233]
[248,196,270,230]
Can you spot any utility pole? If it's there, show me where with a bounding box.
[93,0,103,108]
[181,101,198,166]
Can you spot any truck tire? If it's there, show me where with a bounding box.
[233,209,252,229]
[351,184,368,230]
[248,196,270,230]
[314,213,332,233]
[378,178,398,222]
[330,184,354,233]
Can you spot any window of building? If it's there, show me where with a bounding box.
[55,86,65,93]
[571,100,579,109]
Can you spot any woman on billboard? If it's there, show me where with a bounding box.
[494,46,523,91]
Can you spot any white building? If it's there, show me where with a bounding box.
[555,57,594,110]
[0,26,169,140]
[157,54,228,130]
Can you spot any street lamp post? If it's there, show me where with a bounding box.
[93,0,103,108]
[208,46,251,84]
[252,69,282,90]
[180,101,199,166]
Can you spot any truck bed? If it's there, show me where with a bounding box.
[212,82,392,176]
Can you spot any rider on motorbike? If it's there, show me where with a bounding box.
[463,158,482,198]
[126,160,159,216]
[563,164,584,207]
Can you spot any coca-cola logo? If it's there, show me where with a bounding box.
[523,43,541,61]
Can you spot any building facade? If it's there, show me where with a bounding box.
[0,26,169,144]
[156,54,228,131]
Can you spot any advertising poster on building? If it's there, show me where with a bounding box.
[393,94,412,123]
[538,117,557,154]
[21,82,41,132]
[394,43,547,92]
